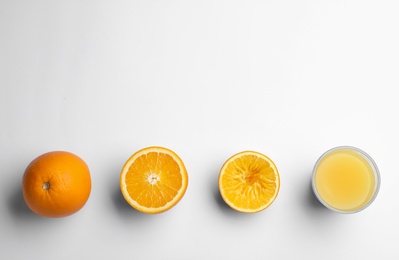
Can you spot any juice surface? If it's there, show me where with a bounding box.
[314,148,376,212]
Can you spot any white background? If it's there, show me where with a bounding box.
[1,1,399,259]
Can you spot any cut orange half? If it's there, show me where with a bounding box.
[218,151,280,213]
[120,146,188,214]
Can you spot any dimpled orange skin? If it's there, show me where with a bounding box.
[22,151,91,218]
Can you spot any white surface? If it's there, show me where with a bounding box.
[1,1,399,259]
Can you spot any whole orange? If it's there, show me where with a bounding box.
[22,151,91,218]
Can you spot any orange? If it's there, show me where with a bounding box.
[22,151,91,218]
[218,151,280,213]
[120,146,188,214]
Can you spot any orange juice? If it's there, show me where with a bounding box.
[312,147,380,213]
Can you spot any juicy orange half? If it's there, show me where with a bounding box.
[120,146,188,214]
[218,151,280,213]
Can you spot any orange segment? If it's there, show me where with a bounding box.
[120,146,188,214]
[218,151,280,213]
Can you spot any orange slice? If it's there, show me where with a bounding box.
[218,151,280,213]
[120,146,188,214]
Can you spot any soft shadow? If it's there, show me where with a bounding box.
[213,184,235,213]
[6,180,50,222]
[210,167,265,219]
[306,180,326,210]
[111,185,147,217]
[301,177,339,220]
[7,186,37,218]
[7,177,78,224]
[108,163,156,220]
[298,175,353,232]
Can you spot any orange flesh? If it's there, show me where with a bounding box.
[125,152,183,208]
[219,152,279,213]
[120,147,188,214]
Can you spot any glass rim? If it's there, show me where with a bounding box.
[311,146,381,214]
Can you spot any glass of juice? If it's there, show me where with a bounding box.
[312,146,381,213]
